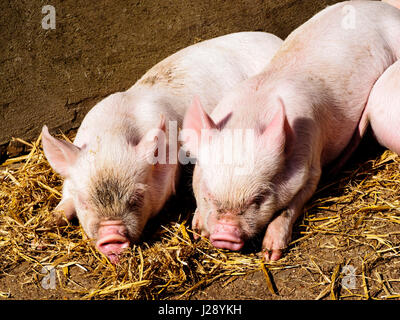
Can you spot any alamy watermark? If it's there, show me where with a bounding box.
[142,121,257,176]
[41,265,56,290]
[341,265,357,290]
[42,5,56,30]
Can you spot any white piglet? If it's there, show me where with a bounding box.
[183,1,400,261]
[42,32,282,263]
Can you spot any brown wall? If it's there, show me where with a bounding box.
[0,0,341,159]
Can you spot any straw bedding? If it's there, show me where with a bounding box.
[0,131,399,300]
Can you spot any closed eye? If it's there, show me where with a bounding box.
[246,188,271,208]
[128,193,144,212]
[252,196,264,208]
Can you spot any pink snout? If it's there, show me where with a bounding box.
[209,224,244,251]
[96,220,130,263]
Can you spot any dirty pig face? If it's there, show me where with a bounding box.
[41,115,173,263]
[184,96,289,251]
[88,172,148,241]
[68,158,153,263]
[192,153,282,251]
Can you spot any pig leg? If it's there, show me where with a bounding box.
[53,179,76,226]
[331,60,400,174]
[192,209,210,240]
[366,60,400,155]
[328,109,370,175]
[262,164,322,261]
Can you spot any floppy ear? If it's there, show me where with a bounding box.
[259,97,288,155]
[181,97,218,157]
[134,115,177,195]
[134,114,167,163]
[41,125,81,177]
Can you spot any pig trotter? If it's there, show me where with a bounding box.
[262,213,292,261]
[192,208,209,240]
[52,198,76,226]
[263,164,321,261]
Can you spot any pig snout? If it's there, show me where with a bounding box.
[209,223,244,251]
[96,220,130,263]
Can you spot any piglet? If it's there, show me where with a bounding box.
[182,1,400,261]
[42,32,282,263]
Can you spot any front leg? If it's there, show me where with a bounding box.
[191,209,202,239]
[53,179,76,226]
[191,208,211,240]
[262,165,321,261]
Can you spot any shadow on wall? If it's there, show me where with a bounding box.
[0,0,341,160]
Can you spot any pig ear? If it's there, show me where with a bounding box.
[183,96,217,132]
[41,125,81,177]
[134,114,167,161]
[260,98,287,154]
[181,97,218,156]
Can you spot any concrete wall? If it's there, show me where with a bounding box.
[0,0,341,159]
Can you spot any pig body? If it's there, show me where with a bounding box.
[183,1,400,260]
[42,32,283,263]
[365,59,400,154]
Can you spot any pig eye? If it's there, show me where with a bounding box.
[128,193,144,212]
[248,191,269,208]
[253,195,264,206]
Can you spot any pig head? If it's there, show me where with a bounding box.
[182,97,293,261]
[42,111,174,264]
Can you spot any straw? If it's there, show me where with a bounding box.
[1,133,400,300]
